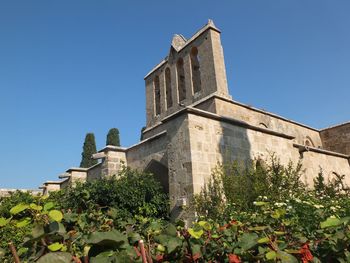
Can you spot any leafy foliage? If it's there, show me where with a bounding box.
[80,133,98,168]
[1,159,350,262]
[106,128,120,146]
[54,167,169,219]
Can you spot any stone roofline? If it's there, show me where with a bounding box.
[320,121,350,131]
[136,96,349,161]
[0,188,41,192]
[143,91,347,136]
[144,19,220,79]
[40,178,69,187]
[98,145,127,153]
[143,93,318,135]
[210,95,321,132]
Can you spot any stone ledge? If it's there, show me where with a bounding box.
[98,145,127,153]
[66,162,102,173]
[186,107,296,140]
[293,143,350,159]
[320,121,350,131]
[211,94,320,132]
[127,130,167,151]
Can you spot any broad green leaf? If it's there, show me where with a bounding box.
[157,244,166,252]
[238,233,258,250]
[164,223,177,236]
[166,237,182,253]
[277,251,298,263]
[47,221,66,235]
[10,203,29,215]
[274,231,286,236]
[32,223,45,238]
[48,242,63,252]
[86,229,127,246]
[0,217,10,227]
[37,252,71,263]
[127,232,141,244]
[0,248,5,258]
[284,249,301,254]
[83,245,91,256]
[271,208,286,219]
[258,237,270,244]
[16,217,31,228]
[64,212,78,223]
[30,203,43,211]
[188,228,204,239]
[254,201,269,206]
[198,221,212,231]
[44,202,55,211]
[266,250,277,260]
[320,217,342,229]
[49,210,63,222]
[154,234,168,244]
[248,226,268,231]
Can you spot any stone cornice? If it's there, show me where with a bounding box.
[293,143,350,159]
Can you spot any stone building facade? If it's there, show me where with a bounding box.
[41,20,350,219]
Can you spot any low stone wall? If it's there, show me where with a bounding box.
[0,188,42,197]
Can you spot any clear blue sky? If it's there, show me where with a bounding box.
[0,1,349,189]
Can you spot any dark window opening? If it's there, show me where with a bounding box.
[177,58,186,102]
[165,68,173,109]
[190,47,201,93]
[154,75,161,115]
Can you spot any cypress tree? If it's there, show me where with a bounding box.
[80,133,98,168]
[106,128,120,146]
[140,126,146,141]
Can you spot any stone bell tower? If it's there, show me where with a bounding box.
[144,20,231,129]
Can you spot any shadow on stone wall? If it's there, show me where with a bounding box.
[219,122,251,166]
[144,158,169,194]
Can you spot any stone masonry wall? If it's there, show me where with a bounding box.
[320,123,350,155]
[206,97,323,147]
[187,113,350,194]
[127,114,195,220]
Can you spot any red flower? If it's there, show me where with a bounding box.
[299,243,313,263]
[230,220,238,225]
[228,253,241,263]
[156,254,164,262]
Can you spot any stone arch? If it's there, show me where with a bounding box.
[177,58,186,102]
[165,67,172,109]
[259,122,268,129]
[190,46,201,93]
[154,75,161,115]
[304,136,315,147]
[144,160,169,194]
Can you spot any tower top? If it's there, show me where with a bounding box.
[144,20,230,128]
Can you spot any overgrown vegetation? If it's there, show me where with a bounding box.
[1,157,350,262]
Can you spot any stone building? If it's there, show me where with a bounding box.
[41,20,350,218]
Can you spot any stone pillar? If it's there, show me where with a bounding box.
[64,167,88,186]
[99,146,127,177]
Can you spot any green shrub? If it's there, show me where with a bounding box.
[56,167,169,219]
[195,155,305,218]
